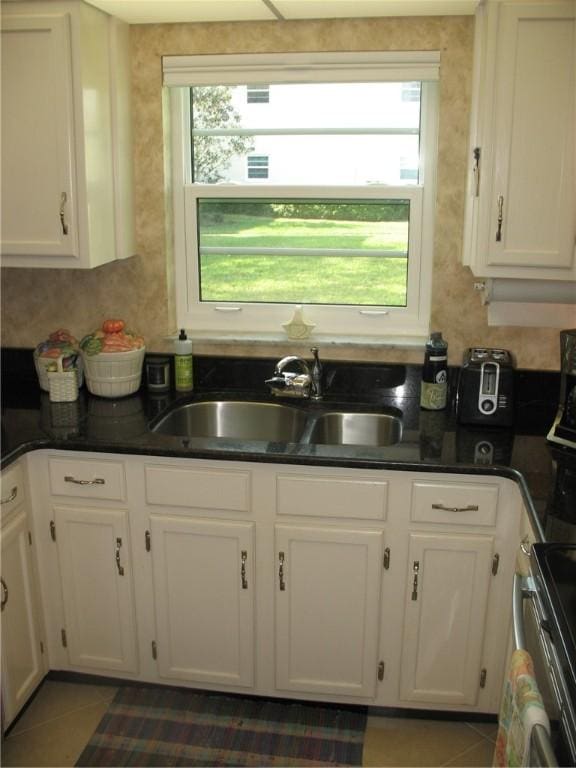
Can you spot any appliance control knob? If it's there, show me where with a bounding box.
[481,399,495,413]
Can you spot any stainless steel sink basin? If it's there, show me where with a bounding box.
[152,400,308,442]
[307,411,402,447]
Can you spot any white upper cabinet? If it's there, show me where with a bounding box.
[0,1,135,269]
[463,0,575,280]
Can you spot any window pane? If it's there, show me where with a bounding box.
[197,198,409,307]
[190,83,421,185]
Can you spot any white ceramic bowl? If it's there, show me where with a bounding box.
[81,347,145,398]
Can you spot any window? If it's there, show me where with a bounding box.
[247,84,270,103]
[165,53,439,339]
[400,156,419,182]
[247,155,269,179]
[401,82,421,102]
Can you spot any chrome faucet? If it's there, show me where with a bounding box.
[266,348,323,400]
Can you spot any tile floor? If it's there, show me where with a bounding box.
[1,679,498,767]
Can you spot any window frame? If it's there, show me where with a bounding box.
[167,52,439,340]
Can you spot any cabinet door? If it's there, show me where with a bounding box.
[275,524,383,698]
[53,505,138,673]
[1,14,78,259]
[469,1,576,279]
[1,508,45,728]
[400,532,494,706]
[150,516,255,687]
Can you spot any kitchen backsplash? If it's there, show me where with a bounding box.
[0,14,567,370]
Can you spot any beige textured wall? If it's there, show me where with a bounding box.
[0,16,565,369]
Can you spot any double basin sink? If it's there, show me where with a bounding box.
[152,400,402,448]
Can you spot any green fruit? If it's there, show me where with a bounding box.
[81,336,103,356]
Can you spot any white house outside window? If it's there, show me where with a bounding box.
[165,52,439,340]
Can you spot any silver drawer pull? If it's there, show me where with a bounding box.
[0,486,18,505]
[431,503,479,513]
[64,475,105,486]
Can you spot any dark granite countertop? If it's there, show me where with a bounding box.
[1,349,572,544]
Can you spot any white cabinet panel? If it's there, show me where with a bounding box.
[400,532,494,706]
[275,524,383,698]
[149,516,255,687]
[53,504,138,673]
[1,14,77,260]
[411,481,499,526]
[0,2,134,268]
[276,473,388,520]
[1,508,45,728]
[145,464,251,512]
[49,457,126,501]
[464,0,575,280]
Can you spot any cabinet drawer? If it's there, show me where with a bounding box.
[411,481,498,526]
[276,473,388,520]
[1,462,25,521]
[145,465,251,512]
[48,457,126,501]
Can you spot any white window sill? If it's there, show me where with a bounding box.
[163,332,427,350]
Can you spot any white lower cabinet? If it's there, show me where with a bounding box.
[399,532,494,706]
[1,506,45,729]
[52,504,138,673]
[149,515,255,687]
[22,450,522,716]
[274,524,383,698]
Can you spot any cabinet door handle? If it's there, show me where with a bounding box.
[431,503,479,513]
[64,475,105,486]
[278,551,286,591]
[0,486,17,505]
[1,578,8,611]
[60,192,69,235]
[495,194,504,242]
[241,550,248,590]
[411,560,419,601]
[115,537,125,576]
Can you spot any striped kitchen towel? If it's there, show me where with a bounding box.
[493,649,550,767]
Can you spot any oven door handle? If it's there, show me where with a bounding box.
[512,574,559,768]
[512,572,533,651]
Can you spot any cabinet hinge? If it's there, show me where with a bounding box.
[61,629,68,648]
[28,531,33,546]
[480,668,487,688]
[473,146,481,196]
[40,641,44,654]
[151,640,157,660]
[383,547,390,570]
[50,521,56,541]
[378,661,385,681]
[492,553,500,575]
[145,530,151,552]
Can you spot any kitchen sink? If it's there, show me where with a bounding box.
[306,411,403,447]
[152,400,308,442]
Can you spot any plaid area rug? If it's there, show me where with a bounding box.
[76,685,367,767]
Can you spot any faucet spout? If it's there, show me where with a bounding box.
[274,355,310,377]
[266,350,323,400]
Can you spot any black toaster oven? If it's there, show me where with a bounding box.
[456,348,515,427]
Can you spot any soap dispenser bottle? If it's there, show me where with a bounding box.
[174,329,193,392]
[420,332,448,410]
